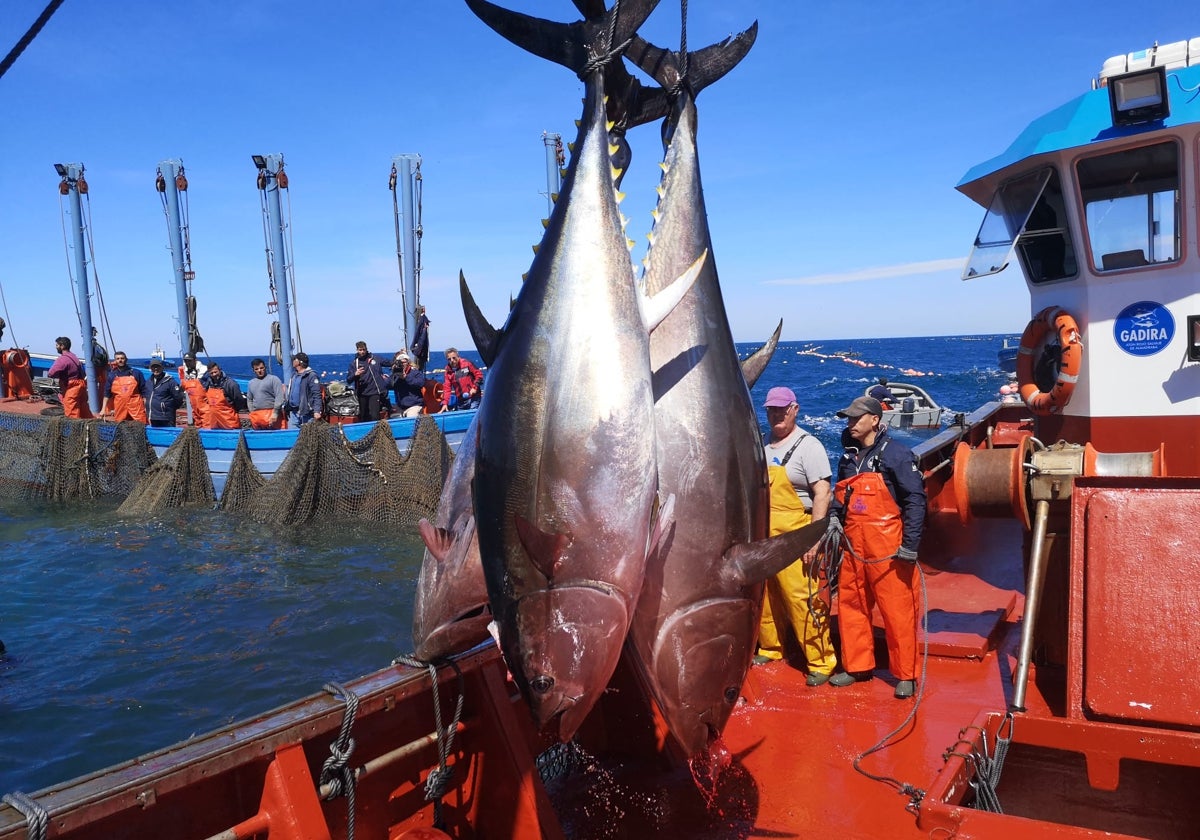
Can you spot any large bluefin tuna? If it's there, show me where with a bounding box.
[464,0,699,742]
[412,415,489,661]
[625,32,827,763]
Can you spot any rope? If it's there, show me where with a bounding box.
[579,0,629,78]
[319,682,359,840]
[0,0,67,81]
[2,791,49,840]
[393,654,466,830]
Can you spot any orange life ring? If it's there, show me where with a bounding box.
[1016,306,1083,415]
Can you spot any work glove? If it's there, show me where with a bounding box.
[896,546,918,562]
[825,517,843,538]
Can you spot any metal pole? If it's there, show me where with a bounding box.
[257,154,294,367]
[1011,498,1051,712]
[393,153,420,350]
[58,163,100,415]
[542,131,562,220]
[159,159,192,364]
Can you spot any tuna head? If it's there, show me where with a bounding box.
[504,583,629,741]
[412,419,490,661]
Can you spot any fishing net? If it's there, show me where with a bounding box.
[0,408,453,529]
[117,427,216,515]
[219,416,453,528]
[0,413,156,502]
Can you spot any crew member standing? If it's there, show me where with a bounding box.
[286,352,323,427]
[178,352,209,426]
[47,336,92,419]
[198,362,245,430]
[146,360,185,427]
[440,347,482,411]
[754,387,838,686]
[99,351,148,423]
[411,305,431,373]
[828,396,926,699]
[347,340,389,422]
[246,357,286,430]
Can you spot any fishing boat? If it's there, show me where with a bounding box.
[997,336,1019,373]
[8,23,1200,840]
[865,380,947,429]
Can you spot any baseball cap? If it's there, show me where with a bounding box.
[183,353,196,361]
[837,396,884,418]
[149,360,164,369]
[763,386,797,408]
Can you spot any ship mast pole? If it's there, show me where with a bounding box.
[541,131,563,219]
[55,162,100,415]
[392,153,421,350]
[158,159,192,364]
[254,154,295,367]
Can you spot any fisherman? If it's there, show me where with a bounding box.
[828,396,926,699]
[411,305,431,373]
[754,387,838,686]
[246,357,286,430]
[868,377,897,409]
[347,340,389,422]
[145,360,185,428]
[440,347,483,412]
[285,352,323,426]
[178,352,210,426]
[198,362,245,430]
[98,351,148,423]
[391,349,426,418]
[47,336,92,419]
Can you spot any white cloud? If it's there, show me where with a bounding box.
[764,258,967,287]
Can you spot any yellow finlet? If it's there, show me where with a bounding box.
[541,218,549,229]
[615,191,626,204]
[567,142,576,154]
[550,192,559,203]
[532,244,540,255]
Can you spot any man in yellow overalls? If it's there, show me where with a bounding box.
[755,386,838,686]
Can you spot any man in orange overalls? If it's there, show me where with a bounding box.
[828,396,926,699]
[47,336,92,419]
[99,351,148,423]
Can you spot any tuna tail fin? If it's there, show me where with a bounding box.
[626,21,759,96]
[741,319,783,389]
[639,249,706,333]
[722,517,829,587]
[460,270,501,368]
[465,0,661,76]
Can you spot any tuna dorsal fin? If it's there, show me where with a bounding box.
[721,517,829,587]
[626,22,759,96]
[741,319,782,389]
[639,249,706,333]
[460,270,500,368]
[465,0,661,76]
[418,518,454,563]
[515,515,571,581]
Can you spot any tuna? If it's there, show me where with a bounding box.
[412,415,489,661]
[625,31,826,761]
[465,0,700,742]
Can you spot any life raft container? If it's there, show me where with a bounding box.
[1016,306,1083,415]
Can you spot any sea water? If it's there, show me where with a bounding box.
[0,334,1016,794]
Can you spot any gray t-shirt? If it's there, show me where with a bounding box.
[246,373,285,412]
[763,425,832,511]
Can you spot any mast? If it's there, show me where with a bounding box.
[253,154,296,367]
[54,162,100,415]
[157,159,194,364]
[390,154,422,350]
[541,131,564,219]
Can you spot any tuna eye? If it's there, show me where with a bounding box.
[531,676,554,695]
[724,686,739,704]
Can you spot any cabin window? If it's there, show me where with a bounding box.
[1077,141,1180,271]
[963,166,1077,284]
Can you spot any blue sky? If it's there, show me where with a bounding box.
[0,1,1189,356]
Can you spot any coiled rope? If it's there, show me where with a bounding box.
[319,682,359,840]
[2,791,48,840]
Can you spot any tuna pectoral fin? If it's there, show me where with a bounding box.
[639,250,706,333]
[418,518,453,563]
[460,270,500,367]
[740,319,782,390]
[515,515,571,581]
[722,517,829,586]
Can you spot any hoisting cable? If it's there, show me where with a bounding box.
[281,170,304,353]
[80,187,115,359]
[393,654,466,830]
[319,682,360,840]
[0,0,67,82]
[389,163,409,330]
[0,280,18,348]
[56,178,85,329]
[580,0,631,79]
[413,159,424,306]
[1,791,48,840]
